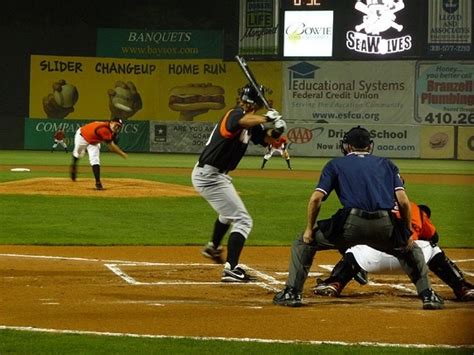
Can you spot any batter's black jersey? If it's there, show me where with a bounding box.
[198,107,266,172]
[316,152,404,211]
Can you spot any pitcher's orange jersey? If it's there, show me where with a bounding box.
[80,121,113,144]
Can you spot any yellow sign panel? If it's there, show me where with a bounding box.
[420,126,454,159]
[30,55,282,122]
[458,127,474,160]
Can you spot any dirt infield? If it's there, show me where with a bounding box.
[1,245,473,347]
[0,177,197,198]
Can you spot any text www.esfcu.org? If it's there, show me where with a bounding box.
[313,111,380,122]
[121,46,199,56]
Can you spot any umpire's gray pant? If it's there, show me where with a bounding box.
[286,213,431,295]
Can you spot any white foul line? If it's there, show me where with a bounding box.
[0,325,471,350]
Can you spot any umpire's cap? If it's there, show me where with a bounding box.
[343,126,372,148]
[418,204,431,218]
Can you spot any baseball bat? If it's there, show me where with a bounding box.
[235,55,272,109]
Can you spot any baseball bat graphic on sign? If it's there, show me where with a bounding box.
[235,55,271,110]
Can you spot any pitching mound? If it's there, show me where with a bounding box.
[0,177,198,198]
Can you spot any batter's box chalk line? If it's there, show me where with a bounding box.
[104,263,283,292]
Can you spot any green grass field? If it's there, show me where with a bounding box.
[1,150,473,354]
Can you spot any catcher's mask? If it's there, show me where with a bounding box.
[239,84,264,106]
[418,204,431,218]
[340,125,374,155]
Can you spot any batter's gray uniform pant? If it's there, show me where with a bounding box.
[286,212,431,295]
[191,164,253,239]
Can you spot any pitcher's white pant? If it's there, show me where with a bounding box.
[349,240,442,273]
[191,164,252,239]
[72,129,101,166]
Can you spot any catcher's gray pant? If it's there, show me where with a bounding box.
[286,213,431,295]
[191,164,253,239]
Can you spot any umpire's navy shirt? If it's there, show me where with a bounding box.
[316,152,404,211]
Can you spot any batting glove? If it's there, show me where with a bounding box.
[264,109,282,122]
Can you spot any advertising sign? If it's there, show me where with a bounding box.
[239,0,280,55]
[427,0,472,57]
[24,118,149,152]
[283,10,334,57]
[343,0,418,58]
[97,28,223,59]
[457,126,474,160]
[283,61,414,124]
[415,61,474,125]
[30,55,282,123]
[419,125,455,159]
[285,123,419,158]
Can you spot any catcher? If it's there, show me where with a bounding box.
[261,135,292,170]
[314,202,474,301]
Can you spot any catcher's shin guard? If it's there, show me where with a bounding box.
[287,233,317,293]
[328,252,362,288]
[428,252,465,292]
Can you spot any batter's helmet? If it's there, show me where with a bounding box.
[239,84,264,106]
[340,126,374,155]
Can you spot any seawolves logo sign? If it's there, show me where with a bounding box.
[346,0,412,55]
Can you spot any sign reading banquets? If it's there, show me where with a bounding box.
[415,62,474,125]
[283,61,414,124]
[345,0,413,56]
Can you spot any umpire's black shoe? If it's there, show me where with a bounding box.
[273,287,302,307]
[420,289,444,310]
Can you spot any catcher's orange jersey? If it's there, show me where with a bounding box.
[394,202,436,240]
[80,121,113,144]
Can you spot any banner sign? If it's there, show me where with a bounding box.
[283,61,414,124]
[419,125,455,159]
[30,55,282,123]
[239,0,280,55]
[457,126,474,160]
[285,123,420,158]
[24,118,149,152]
[427,0,472,57]
[415,61,474,125]
[97,28,223,59]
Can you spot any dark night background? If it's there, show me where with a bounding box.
[0,1,469,148]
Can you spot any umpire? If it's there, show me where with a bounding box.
[273,126,444,310]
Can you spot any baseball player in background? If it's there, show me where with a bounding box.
[51,128,68,153]
[273,126,443,310]
[192,84,287,282]
[261,135,292,170]
[70,118,127,190]
[314,202,474,301]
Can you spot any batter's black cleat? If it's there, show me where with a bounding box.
[354,269,369,285]
[420,289,444,310]
[201,242,224,264]
[273,287,302,307]
[221,263,256,283]
[95,182,104,190]
[313,281,342,297]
